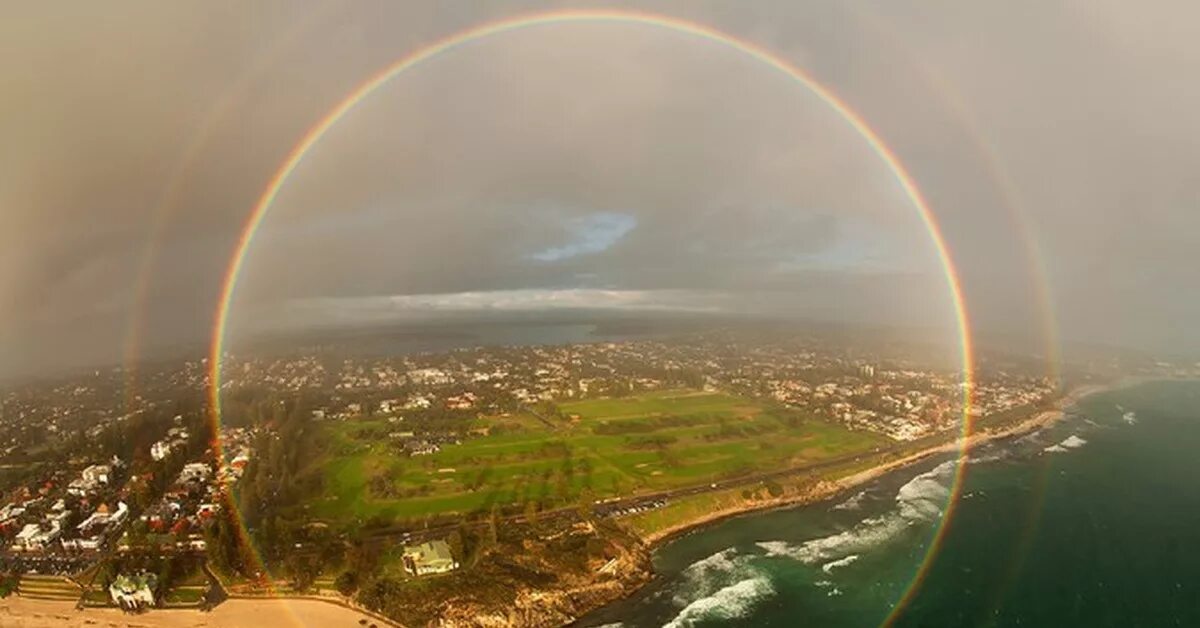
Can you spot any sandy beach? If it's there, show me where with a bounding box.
[0,596,390,628]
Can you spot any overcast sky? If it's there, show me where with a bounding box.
[3,0,1199,377]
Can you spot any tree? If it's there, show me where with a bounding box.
[487,507,500,545]
[577,488,596,523]
[284,554,318,592]
[446,527,466,565]
[523,500,539,527]
[334,570,359,596]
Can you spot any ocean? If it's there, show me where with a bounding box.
[579,379,1200,627]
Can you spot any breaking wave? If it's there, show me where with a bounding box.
[833,490,867,511]
[1123,411,1138,425]
[1044,434,1087,453]
[1016,429,1047,445]
[1061,435,1088,448]
[822,554,860,573]
[680,548,739,581]
[666,547,776,624]
[673,549,744,606]
[757,461,955,567]
[663,576,774,628]
[970,450,1009,463]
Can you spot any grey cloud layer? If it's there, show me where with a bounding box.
[2,0,1198,376]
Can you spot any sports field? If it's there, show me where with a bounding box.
[309,390,887,522]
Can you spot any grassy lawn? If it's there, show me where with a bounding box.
[307,390,889,523]
[162,586,205,604]
[623,451,900,537]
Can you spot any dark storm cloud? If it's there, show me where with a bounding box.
[3,0,1198,377]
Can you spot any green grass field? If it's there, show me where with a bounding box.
[307,390,888,523]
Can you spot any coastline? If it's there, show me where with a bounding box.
[639,382,1110,549]
[0,383,1127,628]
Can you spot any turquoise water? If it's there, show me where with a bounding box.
[580,380,1200,627]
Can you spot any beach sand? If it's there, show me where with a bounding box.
[0,596,386,628]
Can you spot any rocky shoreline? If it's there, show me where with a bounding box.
[564,383,1112,625]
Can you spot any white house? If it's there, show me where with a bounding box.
[150,440,172,461]
[81,464,111,485]
[13,522,61,551]
[401,540,459,576]
[109,573,156,611]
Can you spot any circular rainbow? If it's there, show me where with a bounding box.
[207,10,977,623]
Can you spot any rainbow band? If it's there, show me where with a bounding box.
[119,2,345,419]
[207,10,976,622]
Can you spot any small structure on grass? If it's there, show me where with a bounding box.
[401,540,459,576]
[109,572,157,612]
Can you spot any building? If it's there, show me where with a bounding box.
[67,464,113,497]
[150,440,175,461]
[177,462,211,486]
[67,501,129,551]
[81,464,111,485]
[140,501,181,532]
[401,540,459,576]
[109,572,157,611]
[12,522,61,551]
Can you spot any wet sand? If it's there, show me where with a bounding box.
[0,596,388,628]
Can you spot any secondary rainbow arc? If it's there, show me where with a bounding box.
[206,10,977,623]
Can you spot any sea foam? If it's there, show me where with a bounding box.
[756,461,954,567]
[833,490,867,511]
[1044,434,1087,453]
[673,548,746,606]
[663,576,774,628]
[1061,435,1088,448]
[821,554,860,573]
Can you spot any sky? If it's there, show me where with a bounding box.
[2,0,1199,378]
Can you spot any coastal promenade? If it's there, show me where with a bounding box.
[0,595,382,628]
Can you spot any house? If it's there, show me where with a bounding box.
[109,573,157,611]
[81,464,111,485]
[69,501,129,550]
[78,501,129,532]
[140,501,181,531]
[401,540,459,576]
[0,504,25,525]
[229,450,250,470]
[67,464,113,497]
[177,462,211,486]
[150,440,173,461]
[406,440,439,456]
[62,535,102,551]
[13,522,61,551]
